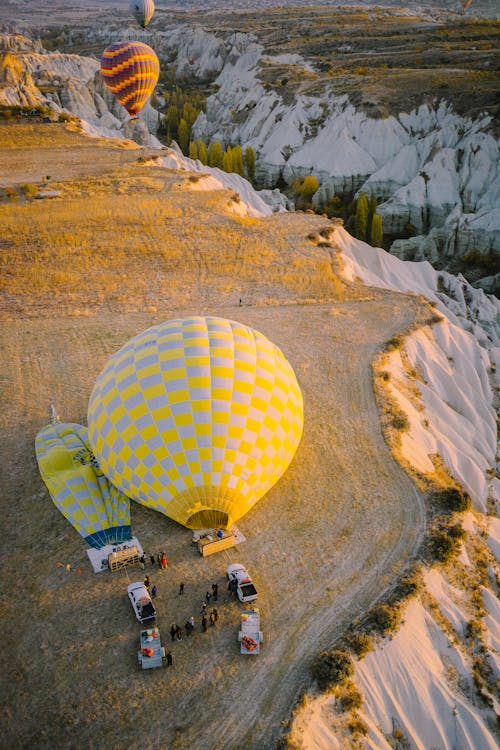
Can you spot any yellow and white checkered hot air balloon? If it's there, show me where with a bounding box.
[88,316,303,530]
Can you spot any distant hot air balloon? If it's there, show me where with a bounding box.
[88,316,303,530]
[461,0,473,8]
[36,421,132,548]
[100,41,159,117]
[130,0,155,28]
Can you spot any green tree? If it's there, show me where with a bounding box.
[370,213,383,247]
[165,105,179,141]
[245,146,255,183]
[178,117,189,153]
[355,192,368,241]
[197,140,208,165]
[208,140,223,169]
[301,174,319,202]
[188,141,199,160]
[368,193,377,226]
[182,102,198,129]
[222,145,234,173]
[232,144,244,176]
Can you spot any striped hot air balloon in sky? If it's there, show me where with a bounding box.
[100,41,159,117]
[130,0,155,28]
[88,317,304,531]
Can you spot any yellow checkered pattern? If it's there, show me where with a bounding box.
[35,422,131,548]
[88,316,303,529]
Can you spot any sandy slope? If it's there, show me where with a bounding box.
[0,125,427,749]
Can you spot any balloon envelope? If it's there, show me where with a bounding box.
[36,422,132,548]
[88,317,303,530]
[100,41,159,117]
[130,0,155,28]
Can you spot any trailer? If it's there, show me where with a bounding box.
[238,609,263,655]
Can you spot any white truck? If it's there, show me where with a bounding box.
[226,563,258,603]
[127,582,157,624]
[238,609,263,654]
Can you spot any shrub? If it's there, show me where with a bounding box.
[339,682,363,711]
[311,650,353,690]
[344,632,373,658]
[347,716,368,736]
[392,566,422,601]
[385,335,404,351]
[20,183,38,198]
[370,603,401,635]
[392,413,409,431]
[432,488,471,513]
[428,527,463,563]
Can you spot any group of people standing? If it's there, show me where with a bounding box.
[169,581,220,643]
[137,551,230,669]
[139,551,168,570]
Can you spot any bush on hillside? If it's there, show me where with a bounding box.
[20,183,38,198]
[338,682,363,711]
[311,649,353,690]
[369,603,401,635]
[344,631,373,658]
[432,487,471,513]
[427,525,464,563]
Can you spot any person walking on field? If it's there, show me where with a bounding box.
[201,601,207,615]
[205,590,211,604]
[151,585,157,599]
[150,554,155,566]
[211,582,218,601]
[144,575,151,589]
[170,623,176,642]
[178,582,184,595]
[209,610,216,627]
[160,553,168,569]
[201,615,208,632]
[166,651,173,667]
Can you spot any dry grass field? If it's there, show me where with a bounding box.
[1,122,428,750]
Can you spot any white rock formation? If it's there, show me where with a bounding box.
[0,33,161,147]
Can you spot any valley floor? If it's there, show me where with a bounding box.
[0,123,428,749]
